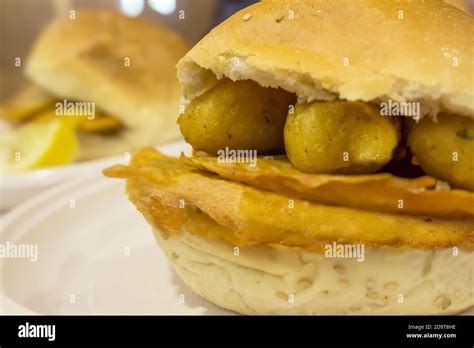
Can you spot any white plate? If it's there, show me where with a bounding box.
[0,141,229,314]
[0,140,191,211]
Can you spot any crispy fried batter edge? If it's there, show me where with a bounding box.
[103,149,474,252]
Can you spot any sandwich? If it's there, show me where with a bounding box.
[0,10,188,171]
[105,0,474,314]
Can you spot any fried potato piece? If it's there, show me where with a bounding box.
[407,114,474,191]
[0,84,122,133]
[284,101,400,174]
[76,112,123,134]
[104,149,474,251]
[178,79,296,154]
[181,155,474,218]
[0,84,55,122]
[35,109,123,134]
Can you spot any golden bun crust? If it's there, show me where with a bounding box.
[26,10,189,159]
[177,0,473,118]
[154,229,473,315]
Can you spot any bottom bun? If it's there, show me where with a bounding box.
[152,229,473,315]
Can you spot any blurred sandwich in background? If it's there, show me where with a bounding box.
[0,10,188,172]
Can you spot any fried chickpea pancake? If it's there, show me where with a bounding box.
[0,84,56,122]
[105,149,474,251]
[181,154,474,218]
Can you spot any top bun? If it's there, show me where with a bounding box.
[26,10,189,159]
[177,0,473,118]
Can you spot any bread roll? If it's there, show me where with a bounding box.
[154,229,473,315]
[177,0,473,118]
[26,10,189,160]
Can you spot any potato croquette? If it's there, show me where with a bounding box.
[284,101,400,174]
[178,79,296,155]
[407,114,474,190]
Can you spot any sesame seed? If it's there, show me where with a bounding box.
[243,13,252,21]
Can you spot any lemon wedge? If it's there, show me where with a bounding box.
[0,119,79,173]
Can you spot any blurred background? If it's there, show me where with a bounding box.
[0,0,472,101]
[0,0,259,101]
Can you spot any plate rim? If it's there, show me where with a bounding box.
[0,141,190,314]
[0,174,115,314]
